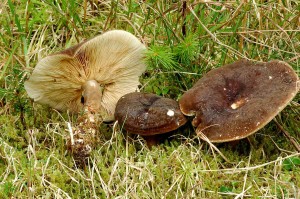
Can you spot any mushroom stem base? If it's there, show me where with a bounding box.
[142,135,159,149]
[66,111,103,166]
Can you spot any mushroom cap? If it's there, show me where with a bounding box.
[179,59,299,142]
[115,92,188,136]
[25,30,146,121]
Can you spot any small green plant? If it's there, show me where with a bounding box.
[145,45,179,71]
[219,185,233,193]
[283,157,300,171]
[174,34,199,65]
[1,181,15,198]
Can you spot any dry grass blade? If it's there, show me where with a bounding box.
[197,130,232,164]
[188,5,248,60]
[274,119,300,153]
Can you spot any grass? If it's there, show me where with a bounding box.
[0,0,300,198]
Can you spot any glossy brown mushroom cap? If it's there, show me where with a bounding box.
[115,92,188,136]
[179,59,299,142]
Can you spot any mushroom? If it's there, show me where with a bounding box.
[25,30,146,122]
[179,59,299,143]
[115,92,187,147]
[25,30,146,163]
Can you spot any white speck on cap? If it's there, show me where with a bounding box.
[231,103,238,109]
[269,76,273,80]
[167,109,175,117]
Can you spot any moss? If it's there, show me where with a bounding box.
[0,0,299,198]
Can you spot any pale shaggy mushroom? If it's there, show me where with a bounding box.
[25,30,146,121]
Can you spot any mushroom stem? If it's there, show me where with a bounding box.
[142,135,159,149]
[82,80,103,120]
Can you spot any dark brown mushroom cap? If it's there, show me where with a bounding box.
[179,59,299,142]
[115,92,188,136]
